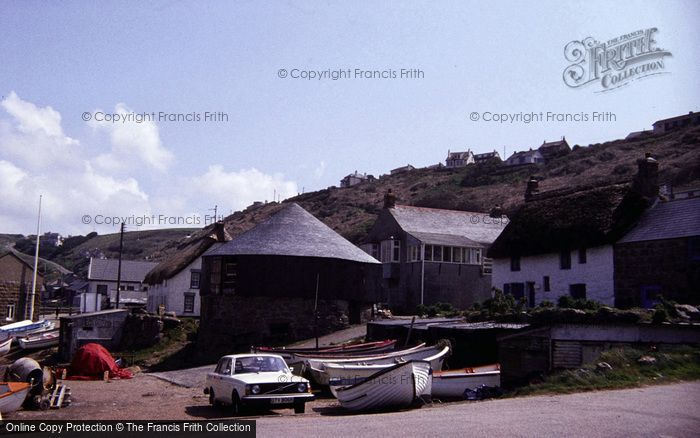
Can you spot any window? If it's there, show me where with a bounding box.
[96,284,108,294]
[209,257,221,294]
[380,239,400,263]
[510,255,521,271]
[578,248,587,264]
[470,248,482,265]
[689,238,700,261]
[433,245,443,262]
[408,245,422,262]
[504,282,525,300]
[183,293,195,313]
[6,304,15,321]
[126,285,135,291]
[560,250,571,270]
[569,283,586,299]
[190,271,201,289]
[543,276,550,292]
[453,247,463,263]
[424,245,433,261]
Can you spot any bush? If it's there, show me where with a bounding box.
[539,300,554,308]
[482,289,516,315]
[652,304,669,324]
[558,295,601,311]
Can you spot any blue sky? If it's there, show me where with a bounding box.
[1,1,698,234]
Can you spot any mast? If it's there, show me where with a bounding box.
[28,194,42,321]
[115,222,125,308]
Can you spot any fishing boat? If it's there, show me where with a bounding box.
[306,343,440,386]
[18,329,60,350]
[0,320,55,338]
[432,364,501,399]
[334,360,431,412]
[0,337,12,356]
[0,381,31,414]
[326,346,450,394]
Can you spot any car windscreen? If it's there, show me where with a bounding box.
[234,356,288,373]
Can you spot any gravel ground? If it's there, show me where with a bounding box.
[9,374,700,438]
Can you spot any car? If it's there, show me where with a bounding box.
[204,353,314,415]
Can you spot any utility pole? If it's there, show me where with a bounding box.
[314,273,320,350]
[209,205,218,224]
[115,223,125,309]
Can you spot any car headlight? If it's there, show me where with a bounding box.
[297,383,306,393]
[251,385,261,395]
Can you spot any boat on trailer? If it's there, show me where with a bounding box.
[0,381,31,414]
[432,364,501,399]
[334,360,432,412]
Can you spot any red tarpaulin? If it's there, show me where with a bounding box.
[66,343,133,380]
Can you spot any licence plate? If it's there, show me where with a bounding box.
[271,397,293,404]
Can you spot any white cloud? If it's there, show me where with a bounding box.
[90,103,174,172]
[191,165,298,209]
[314,160,326,179]
[0,92,299,235]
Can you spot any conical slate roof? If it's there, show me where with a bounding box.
[204,203,380,264]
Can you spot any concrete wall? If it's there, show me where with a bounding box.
[59,309,129,361]
[492,245,615,306]
[614,237,700,308]
[147,258,202,316]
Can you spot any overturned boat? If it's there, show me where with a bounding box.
[334,360,431,412]
[0,320,54,339]
[0,382,31,414]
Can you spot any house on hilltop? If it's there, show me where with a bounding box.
[489,154,660,307]
[445,150,474,168]
[652,111,700,135]
[340,171,375,188]
[473,150,502,164]
[390,164,415,175]
[361,191,508,312]
[537,137,571,161]
[198,203,381,354]
[145,222,231,316]
[504,149,544,166]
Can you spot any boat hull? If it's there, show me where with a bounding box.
[0,382,31,414]
[0,337,12,356]
[432,364,501,399]
[334,361,431,412]
[18,330,60,350]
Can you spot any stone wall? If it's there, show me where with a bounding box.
[198,295,369,359]
[615,237,700,308]
[0,281,40,321]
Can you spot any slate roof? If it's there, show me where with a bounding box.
[488,183,649,258]
[88,258,159,282]
[388,205,508,247]
[618,196,700,243]
[204,203,380,264]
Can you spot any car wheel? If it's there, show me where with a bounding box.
[209,388,221,407]
[231,391,242,416]
[294,402,305,414]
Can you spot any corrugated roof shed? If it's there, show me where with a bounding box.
[88,258,159,282]
[389,205,507,246]
[619,196,700,243]
[205,203,380,264]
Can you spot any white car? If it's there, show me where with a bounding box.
[205,353,314,415]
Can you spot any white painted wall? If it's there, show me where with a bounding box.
[147,257,202,316]
[492,245,614,306]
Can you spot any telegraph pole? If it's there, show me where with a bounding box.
[115,223,125,309]
[28,195,42,320]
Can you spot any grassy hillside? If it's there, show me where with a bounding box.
[7,125,700,277]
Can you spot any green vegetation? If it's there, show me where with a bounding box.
[114,318,199,370]
[416,302,460,318]
[511,346,700,397]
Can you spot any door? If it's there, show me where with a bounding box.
[526,282,536,308]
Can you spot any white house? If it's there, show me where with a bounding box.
[84,258,159,312]
[445,150,475,168]
[145,222,230,316]
[489,154,660,307]
[504,149,544,166]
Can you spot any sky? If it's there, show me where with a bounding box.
[1,0,698,235]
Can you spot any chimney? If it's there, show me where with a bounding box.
[210,221,229,242]
[632,152,659,201]
[489,204,503,218]
[525,176,539,201]
[383,189,397,209]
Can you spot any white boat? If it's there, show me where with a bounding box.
[334,360,431,412]
[18,329,60,350]
[0,337,12,356]
[0,320,55,338]
[309,344,445,386]
[327,346,450,394]
[0,381,31,414]
[432,364,501,399]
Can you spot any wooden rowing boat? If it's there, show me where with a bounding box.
[0,381,30,414]
[18,329,60,350]
[334,360,431,412]
[0,337,12,356]
[432,364,501,398]
[0,320,55,339]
